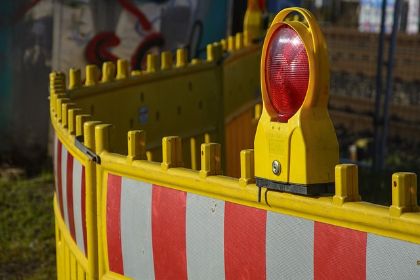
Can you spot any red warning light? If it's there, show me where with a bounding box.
[265,24,309,122]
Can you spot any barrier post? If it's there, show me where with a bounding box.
[116,59,129,80]
[190,137,198,170]
[239,149,255,186]
[161,136,183,170]
[235,33,244,50]
[84,121,102,151]
[85,65,99,86]
[176,48,187,68]
[61,103,76,128]
[68,108,82,135]
[101,62,115,83]
[56,98,70,122]
[127,130,146,161]
[390,172,418,216]
[75,115,91,137]
[161,51,173,70]
[146,54,158,73]
[69,68,81,89]
[333,164,361,205]
[200,143,222,177]
[95,124,112,154]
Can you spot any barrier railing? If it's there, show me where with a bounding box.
[50,27,264,279]
[93,126,420,279]
[50,73,98,280]
[49,6,420,280]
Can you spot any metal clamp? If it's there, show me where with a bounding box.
[75,135,101,164]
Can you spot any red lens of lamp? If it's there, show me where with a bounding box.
[265,24,309,122]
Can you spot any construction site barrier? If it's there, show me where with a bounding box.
[50,25,262,279]
[51,72,98,280]
[49,6,420,280]
[93,130,420,279]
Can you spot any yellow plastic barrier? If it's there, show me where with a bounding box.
[50,6,420,280]
[50,30,263,279]
[93,129,420,279]
[50,73,98,280]
[63,38,262,176]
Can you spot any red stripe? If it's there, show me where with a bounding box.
[67,154,76,240]
[106,174,123,274]
[224,202,267,280]
[54,136,57,191]
[152,185,187,280]
[57,141,64,216]
[81,166,87,256]
[314,222,367,280]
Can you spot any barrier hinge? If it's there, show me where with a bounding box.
[75,136,101,164]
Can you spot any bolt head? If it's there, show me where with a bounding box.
[272,160,280,175]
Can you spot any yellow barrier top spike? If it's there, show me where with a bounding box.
[161,51,173,70]
[333,164,361,206]
[199,143,222,178]
[101,62,115,83]
[161,136,183,170]
[85,64,99,86]
[235,32,244,50]
[239,149,255,187]
[61,102,76,128]
[116,59,129,80]
[254,7,338,195]
[68,108,82,135]
[130,70,142,76]
[127,130,146,161]
[227,36,235,52]
[390,172,418,216]
[146,53,158,73]
[50,71,66,92]
[220,39,227,51]
[176,48,187,68]
[95,124,112,154]
[75,114,91,137]
[69,68,81,89]
[206,44,216,62]
[84,121,102,151]
[56,98,70,122]
[191,58,201,65]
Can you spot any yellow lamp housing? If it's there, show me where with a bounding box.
[254,8,339,195]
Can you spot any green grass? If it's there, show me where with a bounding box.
[0,173,56,279]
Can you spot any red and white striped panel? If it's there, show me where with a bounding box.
[54,135,88,256]
[106,173,420,280]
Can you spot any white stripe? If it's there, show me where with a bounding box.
[121,178,155,280]
[186,193,225,280]
[72,159,85,255]
[266,212,314,280]
[54,135,58,194]
[61,146,69,228]
[367,233,420,280]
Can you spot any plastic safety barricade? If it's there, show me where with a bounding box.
[93,130,420,280]
[50,72,98,280]
[49,5,420,280]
